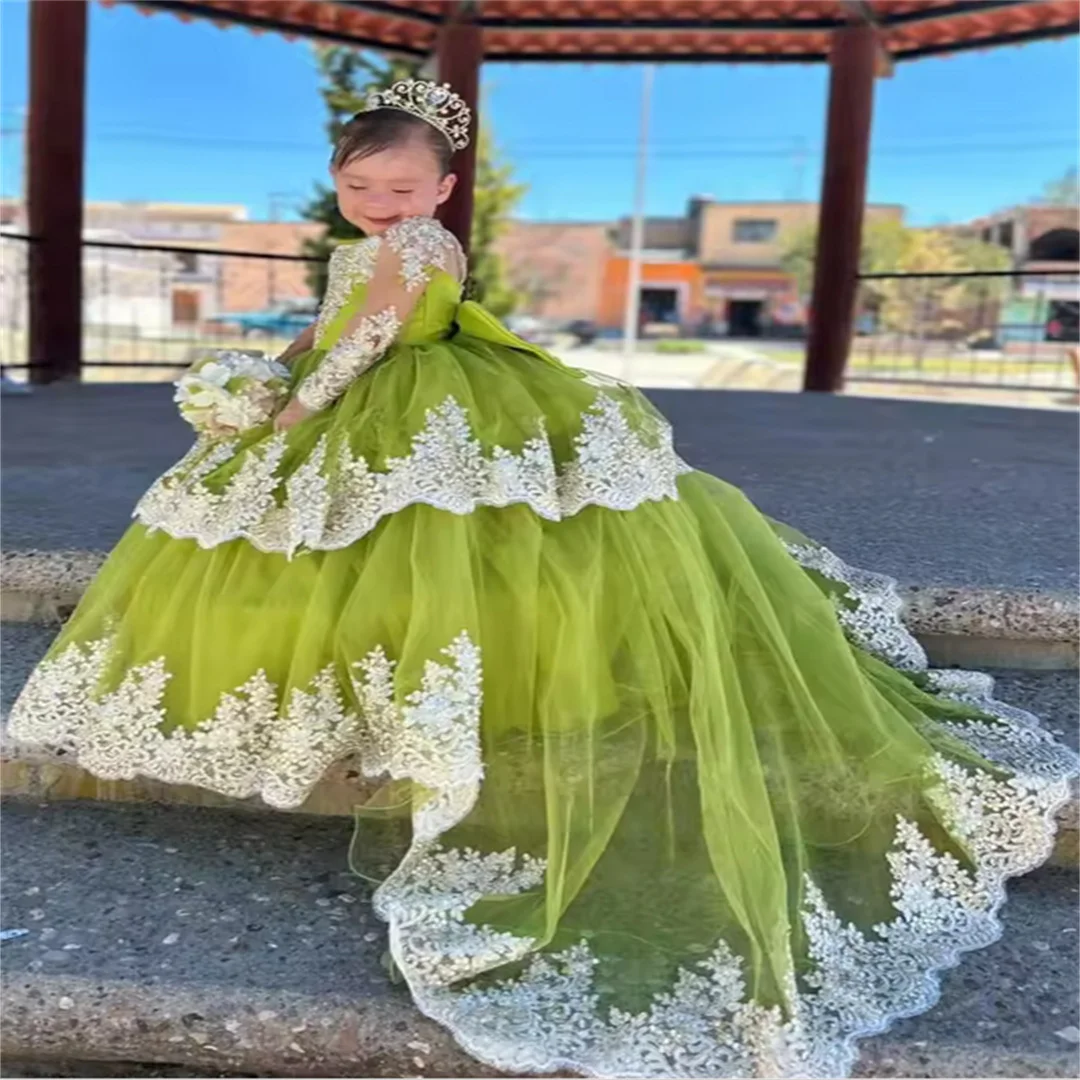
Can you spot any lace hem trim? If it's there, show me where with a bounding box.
[380,756,1074,1079]
[7,629,483,824]
[134,393,694,557]
[782,540,1080,782]
[11,525,1078,1078]
[362,543,1078,1078]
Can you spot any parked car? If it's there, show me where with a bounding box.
[565,319,599,347]
[966,330,1001,351]
[505,314,557,346]
[1046,301,1079,343]
[206,299,319,339]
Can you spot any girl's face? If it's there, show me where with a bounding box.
[333,136,456,235]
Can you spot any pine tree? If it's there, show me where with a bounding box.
[300,47,524,314]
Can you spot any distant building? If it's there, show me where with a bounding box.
[496,221,612,324]
[601,199,905,337]
[961,204,1079,346]
[0,199,323,333]
[966,204,1079,271]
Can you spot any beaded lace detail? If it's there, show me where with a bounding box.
[7,629,484,816]
[135,394,693,557]
[384,216,464,292]
[303,218,464,409]
[379,755,1073,1080]
[314,239,380,343]
[296,307,402,412]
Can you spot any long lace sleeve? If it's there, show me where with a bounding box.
[296,217,465,413]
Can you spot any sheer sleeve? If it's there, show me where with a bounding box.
[296,217,465,412]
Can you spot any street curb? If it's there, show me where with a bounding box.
[3,972,1076,1080]
[3,549,1077,670]
[0,973,504,1079]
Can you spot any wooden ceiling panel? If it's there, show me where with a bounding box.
[115,0,1078,62]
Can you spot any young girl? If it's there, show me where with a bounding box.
[10,80,1077,1079]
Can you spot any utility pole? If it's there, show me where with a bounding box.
[266,191,303,306]
[621,64,654,380]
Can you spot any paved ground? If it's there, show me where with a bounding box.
[1,791,1077,1078]
[2,384,1077,590]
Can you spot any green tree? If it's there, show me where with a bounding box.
[466,127,527,315]
[780,217,907,299]
[300,47,524,314]
[781,218,1010,336]
[877,229,1010,338]
[1036,166,1079,206]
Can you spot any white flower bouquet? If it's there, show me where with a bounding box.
[175,350,291,439]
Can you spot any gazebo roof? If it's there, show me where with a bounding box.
[120,0,1080,63]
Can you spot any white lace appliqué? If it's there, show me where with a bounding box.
[352,632,484,842]
[783,541,926,671]
[782,540,1080,783]
[385,216,464,292]
[297,306,402,412]
[376,845,545,988]
[8,629,484,815]
[377,754,1072,1080]
[135,394,693,557]
[315,238,381,343]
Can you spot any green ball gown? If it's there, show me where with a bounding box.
[10,216,1077,1079]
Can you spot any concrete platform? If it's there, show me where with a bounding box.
[2,384,1077,590]
[1,798,1077,1079]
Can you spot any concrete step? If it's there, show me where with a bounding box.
[1,798,1077,1079]
[2,622,1078,868]
[3,549,1077,671]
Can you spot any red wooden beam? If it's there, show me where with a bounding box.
[436,1,482,255]
[27,0,88,383]
[803,24,877,393]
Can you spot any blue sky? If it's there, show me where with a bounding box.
[1,0,1077,226]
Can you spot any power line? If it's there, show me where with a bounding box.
[3,128,1069,160]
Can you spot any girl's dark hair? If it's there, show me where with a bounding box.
[332,108,453,175]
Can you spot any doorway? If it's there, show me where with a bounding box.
[639,286,680,332]
[172,289,201,326]
[727,299,763,337]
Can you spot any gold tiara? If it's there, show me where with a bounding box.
[364,79,471,151]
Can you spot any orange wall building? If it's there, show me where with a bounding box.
[593,199,905,336]
[598,258,704,332]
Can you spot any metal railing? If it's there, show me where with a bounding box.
[848,270,1079,394]
[1,237,328,384]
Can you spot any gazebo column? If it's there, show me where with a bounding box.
[27,0,87,384]
[803,24,877,393]
[436,0,482,255]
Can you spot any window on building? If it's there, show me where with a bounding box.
[998,221,1014,250]
[175,251,200,274]
[732,219,778,244]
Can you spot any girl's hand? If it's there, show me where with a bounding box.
[274,398,314,432]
